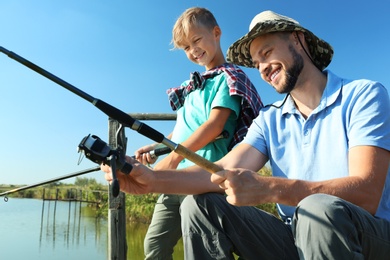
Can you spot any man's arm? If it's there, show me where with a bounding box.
[153,143,268,194]
[213,145,389,214]
[283,146,388,214]
[102,142,268,195]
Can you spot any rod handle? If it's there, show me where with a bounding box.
[174,144,223,174]
[149,146,172,159]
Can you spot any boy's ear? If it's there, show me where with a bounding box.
[213,26,222,39]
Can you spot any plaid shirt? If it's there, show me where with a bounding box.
[166,63,263,149]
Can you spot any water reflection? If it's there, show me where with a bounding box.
[38,198,108,258]
[0,198,184,259]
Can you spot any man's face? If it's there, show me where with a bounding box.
[249,32,304,94]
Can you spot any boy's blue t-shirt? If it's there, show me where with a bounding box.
[171,73,241,169]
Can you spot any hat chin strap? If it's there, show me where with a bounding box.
[295,32,319,71]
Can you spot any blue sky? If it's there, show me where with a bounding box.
[0,0,389,185]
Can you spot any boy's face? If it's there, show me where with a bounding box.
[180,25,221,70]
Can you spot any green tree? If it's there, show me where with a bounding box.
[75,177,98,186]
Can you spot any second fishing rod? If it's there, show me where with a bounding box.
[0,145,174,200]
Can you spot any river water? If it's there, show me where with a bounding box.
[0,198,184,259]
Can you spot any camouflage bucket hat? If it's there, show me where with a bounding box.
[227,10,334,71]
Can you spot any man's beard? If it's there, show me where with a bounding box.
[275,45,304,94]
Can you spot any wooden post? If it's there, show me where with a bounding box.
[105,113,176,259]
[54,188,59,214]
[108,118,127,260]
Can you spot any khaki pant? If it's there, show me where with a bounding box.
[180,193,390,260]
[144,194,186,260]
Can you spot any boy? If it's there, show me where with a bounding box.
[134,7,262,260]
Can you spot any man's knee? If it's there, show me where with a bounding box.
[293,193,353,239]
[180,193,227,231]
[180,194,199,218]
[180,193,223,217]
[295,194,348,222]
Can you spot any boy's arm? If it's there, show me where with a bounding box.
[154,107,232,170]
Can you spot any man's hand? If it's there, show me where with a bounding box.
[100,155,156,195]
[211,168,267,206]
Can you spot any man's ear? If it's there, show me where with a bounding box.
[293,32,305,45]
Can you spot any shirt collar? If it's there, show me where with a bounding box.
[281,70,343,115]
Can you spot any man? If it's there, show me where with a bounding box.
[103,10,390,259]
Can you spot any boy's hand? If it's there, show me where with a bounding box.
[135,144,159,165]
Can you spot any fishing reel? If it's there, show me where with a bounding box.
[77,134,133,174]
[78,134,132,198]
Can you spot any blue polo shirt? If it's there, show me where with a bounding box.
[243,70,390,221]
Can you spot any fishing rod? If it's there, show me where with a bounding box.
[0,146,173,201]
[0,166,99,201]
[0,46,223,174]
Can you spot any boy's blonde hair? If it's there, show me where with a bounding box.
[172,7,219,49]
